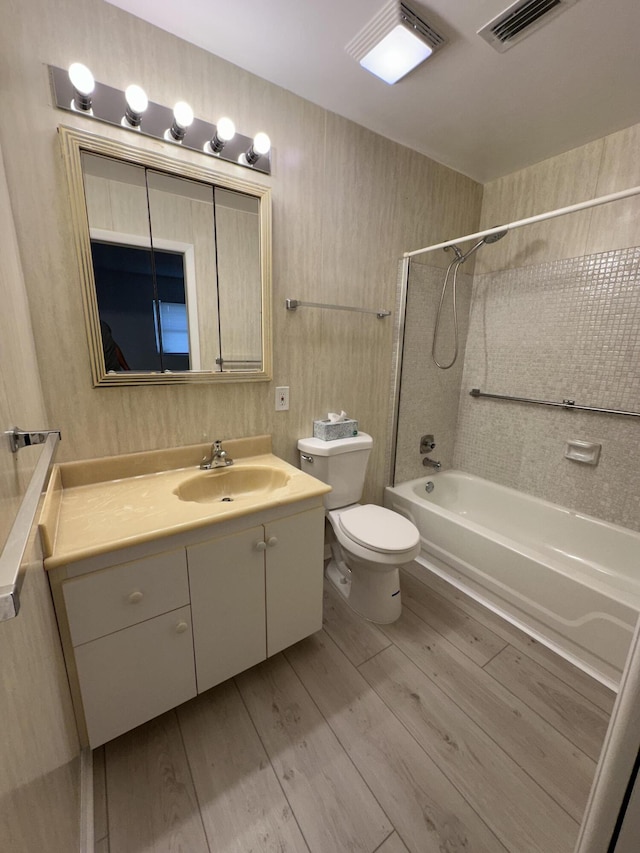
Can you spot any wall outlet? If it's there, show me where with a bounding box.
[275,386,289,411]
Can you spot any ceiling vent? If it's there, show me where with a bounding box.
[478,0,582,52]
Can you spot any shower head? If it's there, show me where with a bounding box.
[433,226,508,370]
[456,227,508,262]
[483,229,508,244]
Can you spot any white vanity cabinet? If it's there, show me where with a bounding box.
[50,503,325,748]
[188,508,325,693]
[59,548,197,747]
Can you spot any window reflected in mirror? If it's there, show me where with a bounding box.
[92,240,190,372]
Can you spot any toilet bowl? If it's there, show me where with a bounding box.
[326,503,420,623]
[297,433,420,624]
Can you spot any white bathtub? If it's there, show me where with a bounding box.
[384,470,640,688]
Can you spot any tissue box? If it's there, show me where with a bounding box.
[313,419,359,441]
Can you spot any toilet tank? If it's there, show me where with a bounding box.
[297,433,373,510]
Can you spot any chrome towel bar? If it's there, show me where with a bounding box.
[286,298,391,319]
[470,388,640,419]
[7,427,61,453]
[0,431,61,621]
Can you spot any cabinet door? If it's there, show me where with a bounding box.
[265,507,325,656]
[74,606,196,748]
[188,526,266,694]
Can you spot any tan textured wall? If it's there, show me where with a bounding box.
[0,147,80,850]
[0,0,482,506]
[455,123,640,529]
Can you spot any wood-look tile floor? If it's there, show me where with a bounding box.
[94,564,615,853]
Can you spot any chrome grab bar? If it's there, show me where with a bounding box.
[470,388,640,418]
[0,431,61,621]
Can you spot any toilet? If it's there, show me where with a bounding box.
[298,432,420,624]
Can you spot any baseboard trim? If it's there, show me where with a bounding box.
[79,747,94,853]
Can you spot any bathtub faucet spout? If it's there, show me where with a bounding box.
[422,457,441,470]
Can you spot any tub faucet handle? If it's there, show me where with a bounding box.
[420,434,436,454]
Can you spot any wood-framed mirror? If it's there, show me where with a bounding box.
[58,125,272,386]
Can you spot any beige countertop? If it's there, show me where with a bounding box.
[39,435,331,570]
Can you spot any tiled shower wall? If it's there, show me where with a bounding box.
[452,121,640,531]
[393,122,640,531]
[454,246,640,530]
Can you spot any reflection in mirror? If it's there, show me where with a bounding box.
[215,188,262,369]
[59,126,271,385]
[83,154,191,373]
[146,170,218,370]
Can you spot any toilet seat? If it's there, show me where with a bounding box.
[338,504,420,555]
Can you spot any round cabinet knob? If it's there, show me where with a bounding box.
[128,591,144,604]
[254,540,267,551]
[175,621,188,634]
[267,536,278,547]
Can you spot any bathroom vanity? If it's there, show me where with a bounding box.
[39,436,330,748]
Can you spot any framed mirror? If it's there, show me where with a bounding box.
[59,125,272,385]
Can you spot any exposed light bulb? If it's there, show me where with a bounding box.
[207,116,236,154]
[252,132,271,155]
[68,62,95,111]
[122,84,148,129]
[68,62,95,96]
[216,117,236,142]
[165,101,194,142]
[173,101,194,129]
[125,84,148,115]
[245,131,271,165]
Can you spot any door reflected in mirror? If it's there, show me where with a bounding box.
[60,126,271,385]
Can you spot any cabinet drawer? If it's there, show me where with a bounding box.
[74,605,196,747]
[63,548,189,646]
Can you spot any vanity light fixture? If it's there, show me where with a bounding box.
[206,116,236,154]
[49,65,271,174]
[68,62,95,111]
[345,0,446,84]
[165,101,194,142]
[244,132,271,166]
[122,84,148,129]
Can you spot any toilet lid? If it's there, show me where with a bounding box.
[339,505,420,554]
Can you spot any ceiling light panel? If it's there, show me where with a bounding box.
[346,1,446,84]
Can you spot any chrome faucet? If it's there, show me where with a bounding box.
[200,439,234,470]
[422,457,441,470]
[420,433,441,470]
